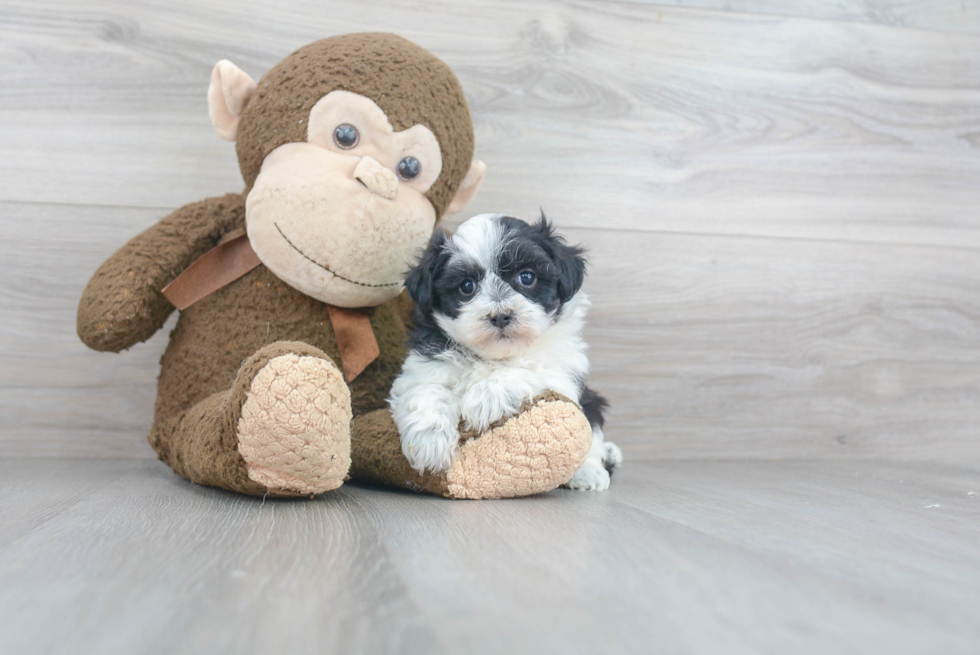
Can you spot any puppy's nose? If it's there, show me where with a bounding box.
[488,311,514,329]
[354,156,398,200]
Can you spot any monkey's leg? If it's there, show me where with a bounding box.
[153,342,352,497]
[350,392,592,499]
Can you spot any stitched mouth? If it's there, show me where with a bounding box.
[274,223,401,288]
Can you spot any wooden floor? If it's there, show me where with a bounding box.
[0,458,977,654]
[2,0,980,653]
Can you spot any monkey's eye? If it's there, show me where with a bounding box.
[397,156,421,180]
[518,271,536,287]
[459,279,476,295]
[333,124,359,149]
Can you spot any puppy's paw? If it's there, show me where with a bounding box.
[563,458,611,491]
[459,379,527,433]
[603,441,623,472]
[400,422,460,474]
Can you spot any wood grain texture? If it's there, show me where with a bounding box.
[1,1,978,246]
[582,227,980,461]
[5,200,980,461]
[649,0,980,34]
[1,0,979,461]
[1,459,978,654]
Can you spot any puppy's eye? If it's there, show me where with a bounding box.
[459,279,476,295]
[518,271,536,287]
[397,156,421,180]
[333,124,359,149]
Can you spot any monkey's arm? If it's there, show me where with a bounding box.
[77,193,246,352]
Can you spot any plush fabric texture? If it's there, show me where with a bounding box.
[146,195,406,453]
[244,140,438,308]
[351,392,593,499]
[77,194,245,353]
[235,32,475,219]
[158,341,351,498]
[237,351,352,495]
[306,90,444,192]
[208,60,257,140]
[350,408,452,496]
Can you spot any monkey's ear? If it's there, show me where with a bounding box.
[445,160,487,216]
[208,60,257,141]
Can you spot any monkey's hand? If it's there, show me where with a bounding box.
[78,194,244,352]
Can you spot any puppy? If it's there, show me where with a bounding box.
[388,213,622,491]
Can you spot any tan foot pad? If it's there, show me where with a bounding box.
[237,354,352,495]
[445,396,593,499]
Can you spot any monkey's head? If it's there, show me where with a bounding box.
[208,33,485,307]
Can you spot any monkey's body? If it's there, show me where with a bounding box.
[77,34,594,499]
[146,195,404,495]
[150,196,404,430]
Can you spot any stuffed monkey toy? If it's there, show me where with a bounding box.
[77,33,592,499]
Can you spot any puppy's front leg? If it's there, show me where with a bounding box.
[459,369,537,434]
[390,383,461,474]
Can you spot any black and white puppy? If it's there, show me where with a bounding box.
[388,213,622,491]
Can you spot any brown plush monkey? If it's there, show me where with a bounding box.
[77,33,592,499]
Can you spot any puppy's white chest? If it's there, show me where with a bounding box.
[453,353,583,426]
[454,362,543,399]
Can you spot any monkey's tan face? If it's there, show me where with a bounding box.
[245,91,444,308]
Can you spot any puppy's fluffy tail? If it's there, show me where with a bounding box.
[579,386,608,430]
[580,387,622,474]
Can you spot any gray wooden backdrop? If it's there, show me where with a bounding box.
[2,0,979,462]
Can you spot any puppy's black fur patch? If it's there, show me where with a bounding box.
[579,386,608,430]
[497,213,587,311]
[404,231,456,356]
[405,213,588,349]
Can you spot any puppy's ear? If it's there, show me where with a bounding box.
[404,231,449,311]
[534,212,587,303]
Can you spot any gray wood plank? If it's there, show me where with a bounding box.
[581,226,980,462]
[0,459,446,655]
[1,1,978,247]
[5,201,979,461]
[0,458,977,655]
[0,202,171,458]
[645,0,980,34]
[0,458,143,548]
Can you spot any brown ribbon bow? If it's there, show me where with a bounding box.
[161,234,380,382]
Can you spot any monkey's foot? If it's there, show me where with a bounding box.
[349,392,591,499]
[444,392,592,499]
[237,346,352,495]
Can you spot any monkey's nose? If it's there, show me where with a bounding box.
[488,311,514,329]
[354,156,398,200]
